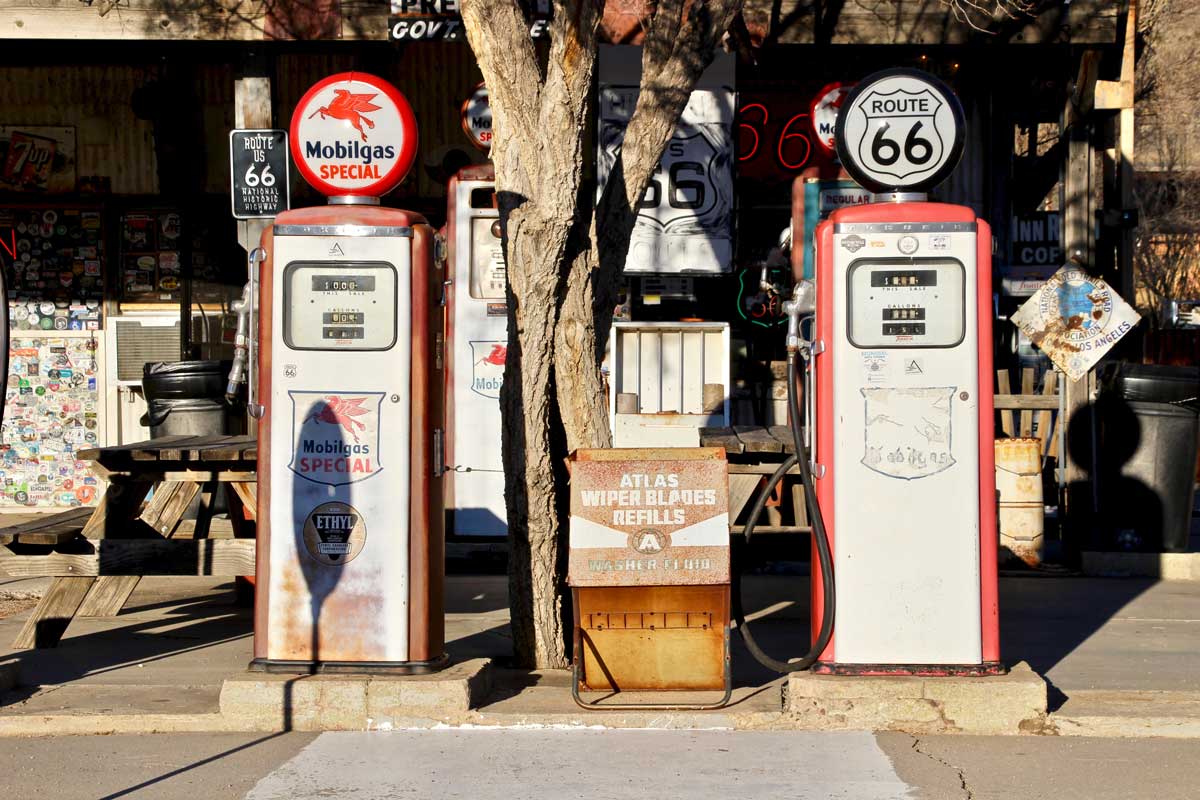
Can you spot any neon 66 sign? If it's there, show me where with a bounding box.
[835,69,964,194]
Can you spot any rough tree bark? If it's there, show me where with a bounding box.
[462,0,742,669]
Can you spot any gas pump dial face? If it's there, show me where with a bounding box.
[847,258,965,348]
[282,261,398,350]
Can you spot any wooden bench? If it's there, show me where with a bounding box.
[0,435,258,649]
[0,509,92,547]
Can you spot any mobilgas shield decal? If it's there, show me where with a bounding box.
[469,340,506,399]
[288,391,385,486]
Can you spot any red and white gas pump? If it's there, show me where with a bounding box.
[736,69,1001,676]
[443,164,508,538]
[246,72,446,672]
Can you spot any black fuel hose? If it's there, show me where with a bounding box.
[733,348,835,673]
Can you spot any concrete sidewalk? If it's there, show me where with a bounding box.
[0,573,1198,736]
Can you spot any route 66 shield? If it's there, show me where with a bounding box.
[835,69,965,194]
[853,86,944,182]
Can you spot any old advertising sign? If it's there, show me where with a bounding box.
[568,450,729,587]
[810,82,853,155]
[0,127,76,193]
[289,391,385,486]
[229,129,290,219]
[461,83,492,151]
[290,72,418,198]
[388,0,549,40]
[1003,211,1062,296]
[598,48,734,274]
[835,68,964,194]
[1010,266,1141,381]
[303,501,368,565]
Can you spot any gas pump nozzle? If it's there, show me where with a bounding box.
[783,279,815,353]
[733,274,835,674]
[227,247,265,417]
[226,280,251,402]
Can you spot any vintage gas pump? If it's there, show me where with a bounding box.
[247,73,446,672]
[443,164,507,538]
[736,69,1000,676]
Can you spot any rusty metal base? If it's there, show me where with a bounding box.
[570,624,732,712]
[248,654,450,675]
[811,661,1008,677]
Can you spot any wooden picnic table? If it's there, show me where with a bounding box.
[700,426,812,538]
[0,434,258,648]
[0,428,804,648]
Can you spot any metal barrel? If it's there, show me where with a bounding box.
[994,438,1044,567]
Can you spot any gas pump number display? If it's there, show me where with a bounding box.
[283,261,398,350]
[847,258,965,348]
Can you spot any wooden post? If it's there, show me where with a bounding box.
[1095,0,1138,302]
[1060,56,1101,559]
[235,73,274,255]
[1115,2,1137,306]
[235,61,273,437]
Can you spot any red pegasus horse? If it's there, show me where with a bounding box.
[303,396,370,442]
[309,90,381,142]
[476,344,507,367]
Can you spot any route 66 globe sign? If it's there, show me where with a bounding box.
[835,68,965,194]
[290,72,419,198]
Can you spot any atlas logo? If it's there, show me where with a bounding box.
[629,529,669,555]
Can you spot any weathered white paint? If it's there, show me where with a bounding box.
[830,226,982,665]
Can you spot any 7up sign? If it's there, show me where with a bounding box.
[835,69,965,194]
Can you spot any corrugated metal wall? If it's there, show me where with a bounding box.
[197,62,236,194]
[0,64,160,194]
[0,46,483,204]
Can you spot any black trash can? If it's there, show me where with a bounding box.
[140,360,231,438]
[1100,364,1200,552]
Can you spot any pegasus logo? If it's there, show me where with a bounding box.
[308,90,381,142]
[476,344,507,367]
[303,395,371,442]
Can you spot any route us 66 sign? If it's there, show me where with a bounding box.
[229,129,290,219]
[835,68,965,194]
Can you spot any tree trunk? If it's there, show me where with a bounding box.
[463,0,741,670]
[555,238,612,453]
[500,212,572,667]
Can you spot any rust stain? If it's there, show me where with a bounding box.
[576,585,727,692]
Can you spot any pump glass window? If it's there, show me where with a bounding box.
[847,258,965,348]
[283,261,398,350]
[469,217,507,299]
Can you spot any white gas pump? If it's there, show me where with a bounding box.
[736,69,1001,676]
[443,164,507,537]
[243,72,446,673]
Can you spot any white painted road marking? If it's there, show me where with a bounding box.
[245,729,915,799]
